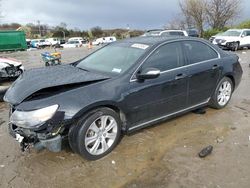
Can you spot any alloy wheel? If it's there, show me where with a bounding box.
[217,80,232,106]
[84,115,118,156]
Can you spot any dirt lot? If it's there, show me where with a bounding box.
[0,47,250,188]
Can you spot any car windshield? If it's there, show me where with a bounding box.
[77,43,147,75]
[221,30,241,37]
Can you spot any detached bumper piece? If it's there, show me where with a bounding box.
[33,135,62,152]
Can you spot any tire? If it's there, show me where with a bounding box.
[232,42,239,51]
[210,77,233,109]
[73,108,121,160]
[8,123,17,138]
[68,123,81,153]
[45,62,50,66]
[68,111,97,154]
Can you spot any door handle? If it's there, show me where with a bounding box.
[175,73,186,80]
[212,64,219,70]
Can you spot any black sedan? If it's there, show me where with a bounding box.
[4,37,242,160]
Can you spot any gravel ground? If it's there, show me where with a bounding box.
[0,47,250,188]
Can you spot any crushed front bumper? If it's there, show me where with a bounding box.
[215,42,236,50]
[0,65,24,78]
[9,122,66,153]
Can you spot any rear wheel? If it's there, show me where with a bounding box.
[210,77,233,109]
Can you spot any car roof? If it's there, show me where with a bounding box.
[117,36,191,46]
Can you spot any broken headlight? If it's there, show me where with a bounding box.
[10,104,59,128]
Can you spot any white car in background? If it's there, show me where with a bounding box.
[213,29,250,51]
[38,39,51,48]
[47,38,60,46]
[92,36,117,45]
[159,30,188,37]
[60,40,82,48]
[142,29,188,37]
[68,37,86,44]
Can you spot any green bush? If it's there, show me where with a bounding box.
[203,28,228,39]
[237,20,250,29]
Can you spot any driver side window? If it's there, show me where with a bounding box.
[141,42,184,72]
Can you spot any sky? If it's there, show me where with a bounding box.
[1,0,250,30]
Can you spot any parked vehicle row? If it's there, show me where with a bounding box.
[4,36,242,160]
[28,37,87,49]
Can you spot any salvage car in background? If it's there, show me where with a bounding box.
[4,37,242,160]
[0,57,24,80]
[212,29,250,51]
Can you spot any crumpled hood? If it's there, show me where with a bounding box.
[0,57,22,68]
[4,65,110,105]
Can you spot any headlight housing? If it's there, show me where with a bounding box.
[10,104,59,129]
[220,39,226,44]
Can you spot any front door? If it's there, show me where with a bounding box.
[240,30,250,47]
[126,42,188,127]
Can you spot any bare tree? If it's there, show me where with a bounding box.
[205,0,241,29]
[179,0,207,36]
[165,14,187,30]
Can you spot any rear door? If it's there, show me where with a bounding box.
[182,40,221,106]
[127,42,189,126]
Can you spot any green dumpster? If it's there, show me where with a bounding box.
[0,30,27,51]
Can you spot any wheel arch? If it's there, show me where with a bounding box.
[72,102,128,131]
[223,74,235,91]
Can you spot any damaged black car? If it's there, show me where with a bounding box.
[4,37,242,160]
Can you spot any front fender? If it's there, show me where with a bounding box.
[72,100,125,120]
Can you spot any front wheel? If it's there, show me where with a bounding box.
[70,108,121,160]
[210,77,233,109]
[232,42,239,51]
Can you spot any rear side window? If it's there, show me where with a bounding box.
[182,41,218,64]
[142,42,184,71]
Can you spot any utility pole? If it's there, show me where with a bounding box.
[62,30,65,40]
[37,20,41,37]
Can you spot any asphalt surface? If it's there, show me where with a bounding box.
[0,47,250,188]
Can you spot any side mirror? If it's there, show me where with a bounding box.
[241,34,245,38]
[136,68,160,80]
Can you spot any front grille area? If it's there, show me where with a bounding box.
[215,39,221,43]
[5,66,17,76]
